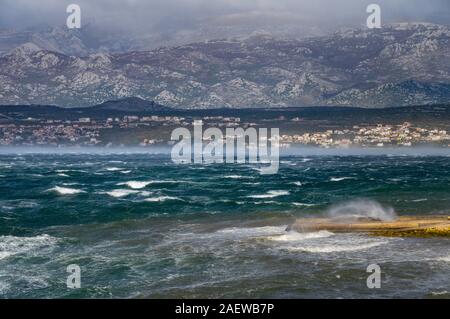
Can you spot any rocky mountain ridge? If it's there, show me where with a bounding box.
[0,23,449,108]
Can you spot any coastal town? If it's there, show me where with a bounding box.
[0,114,449,148]
[280,122,450,148]
[0,115,243,146]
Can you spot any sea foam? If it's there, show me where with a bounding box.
[267,230,334,242]
[0,234,57,260]
[286,241,388,253]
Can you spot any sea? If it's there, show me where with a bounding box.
[0,147,449,298]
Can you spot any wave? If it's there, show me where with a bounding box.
[430,291,450,297]
[118,180,179,188]
[292,181,303,186]
[0,234,57,261]
[144,196,183,202]
[217,199,245,205]
[281,160,297,166]
[48,186,85,195]
[118,181,153,189]
[105,189,140,198]
[215,226,286,238]
[223,175,246,179]
[435,255,450,262]
[286,241,388,253]
[0,281,10,295]
[292,202,317,207]
[410,198,428,202]
[253,201,283,205]
[330,177,356,182]
[55,169,87,173]
[57,173,69,177]
[267,230,334,242]
[243,182,261,185]
[105,167,123,171]
[247,190,290,199]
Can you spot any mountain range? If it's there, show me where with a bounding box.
[0,23,449,109]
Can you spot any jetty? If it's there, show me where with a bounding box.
[288,215,450,237]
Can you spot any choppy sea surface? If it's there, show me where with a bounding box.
[0,151,449,298]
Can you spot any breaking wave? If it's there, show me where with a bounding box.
[48,186,85,195]
[118,181,153,189]
[105,189,140,198]
[286,241,388,253]
[247,190,290,199]
[267,230,334,242]
[144,196,183,202]
[330,177,356,182]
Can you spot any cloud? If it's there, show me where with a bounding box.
[0,0,448,35]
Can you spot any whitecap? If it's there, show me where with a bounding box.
[105,189,139,198]
[247,190,290,199]
[330,177,356,182]
[217,199,245,205]
[431,291,449,296]
[57,173,69,177]
[144,196,182,202]
[56,169,86,173]
[223,175,245,179]
[253,201,282,205]
[48,186,85,195]
[118,181,152,189]
[292,181,303,186]
[411,198,428,202]
[292,202,317,207]
[105,167,123,171]
[435,255,450,262]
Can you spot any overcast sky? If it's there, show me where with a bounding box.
[0,0,448,35]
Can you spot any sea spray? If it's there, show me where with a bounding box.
[326,199,396,221]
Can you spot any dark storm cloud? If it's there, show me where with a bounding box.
[0,0,448,32]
